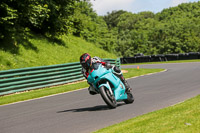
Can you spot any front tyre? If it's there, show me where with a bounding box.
[99,86,117,109]
[124,92,134,104]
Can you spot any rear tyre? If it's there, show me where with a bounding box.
[99,86,117,109]
[124,92,134,104]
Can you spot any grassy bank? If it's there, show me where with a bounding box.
[0,35,116,70]
[0,68,164,105]
[95,94,200,133]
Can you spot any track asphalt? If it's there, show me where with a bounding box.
[0,62,200,133]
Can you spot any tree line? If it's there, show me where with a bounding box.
[102,1,200,57]
[0,0,200,57]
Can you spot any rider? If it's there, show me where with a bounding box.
[80,53,131,95]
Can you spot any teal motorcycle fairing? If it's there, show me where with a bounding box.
[87,63,127,101]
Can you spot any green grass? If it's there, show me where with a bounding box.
[0,68,164,105]
[94,95,200,133]
[0,35,116,70]
[122,59,200,66]
[122,68,164,79]
[0,81,88,105]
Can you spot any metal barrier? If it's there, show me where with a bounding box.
[121,52,200,64]
[0,58,120,96]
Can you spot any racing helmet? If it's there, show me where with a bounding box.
[80,53,92,70]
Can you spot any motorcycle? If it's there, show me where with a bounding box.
[87,63,134,109]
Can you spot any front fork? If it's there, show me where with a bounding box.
[106,81,113,96]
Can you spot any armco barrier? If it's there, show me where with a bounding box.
[0,58,120,96]
[165,54,179,61]
[188,52,199,59]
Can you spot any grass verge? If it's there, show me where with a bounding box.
[122,68,164,79]
[94,95,200,133]
[0,68,164,105]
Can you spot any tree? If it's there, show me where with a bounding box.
[103,10,127,29]
[0,0,79,43]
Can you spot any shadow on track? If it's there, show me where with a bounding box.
[57,103,125,113]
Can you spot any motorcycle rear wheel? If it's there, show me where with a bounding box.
[99,86,117,109]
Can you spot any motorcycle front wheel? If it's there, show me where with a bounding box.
[99,86,117,109]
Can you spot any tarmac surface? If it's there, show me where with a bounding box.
[1,62,200,133]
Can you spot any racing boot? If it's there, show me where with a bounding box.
[114,73,132,93]
[120,75,132,93]
[112,66,132,92]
